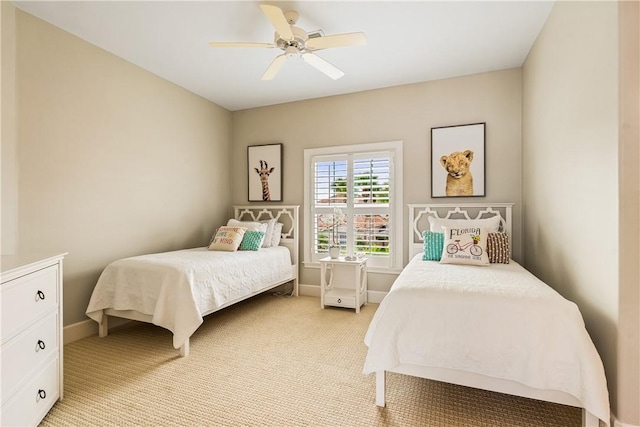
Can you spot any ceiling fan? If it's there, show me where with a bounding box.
[209,4,367,80]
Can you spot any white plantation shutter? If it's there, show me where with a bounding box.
[304,142,403,270]
[352,154,391,261]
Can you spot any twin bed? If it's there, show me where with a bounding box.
[86,205,299,356]
[363,203,610,426]
[85,202,609,426]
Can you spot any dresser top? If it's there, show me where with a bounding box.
[1,253,67,278]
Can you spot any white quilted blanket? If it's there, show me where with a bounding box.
[86,247,292,348]
[363,254,610,424]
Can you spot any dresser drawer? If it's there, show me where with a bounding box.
[2,312,58,400]
[325,290,356,309]
[1,265,59,340]
[1,357,59,427]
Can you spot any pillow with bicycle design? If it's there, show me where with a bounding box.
[440,226,489,266]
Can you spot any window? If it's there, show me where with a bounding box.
[304,141,403,271]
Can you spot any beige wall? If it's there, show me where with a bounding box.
[523,1,639,424]
[232,69,523,291]
[617,1,640,424]
[1,1,18,253]
[3,7,233,326]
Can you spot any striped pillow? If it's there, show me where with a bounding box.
[487,233,510,263]
[239,231,265,251]
[422,231,444,261]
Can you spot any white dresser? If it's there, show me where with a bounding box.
[1,253,66,426]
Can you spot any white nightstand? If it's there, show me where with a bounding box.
[319,256,368,313]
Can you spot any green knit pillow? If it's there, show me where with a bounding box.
[422,231,444,261]
[239,231,265,251]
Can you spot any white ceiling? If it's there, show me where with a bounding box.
[13,1,555,111]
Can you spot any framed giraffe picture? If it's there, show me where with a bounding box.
[248,143,282,202]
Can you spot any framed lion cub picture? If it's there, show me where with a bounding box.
[431,122,486,198]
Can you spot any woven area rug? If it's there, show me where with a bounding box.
[42,293,581,426]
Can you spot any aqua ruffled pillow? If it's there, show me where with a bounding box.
[422,231,444,261]
[239,231,265,251]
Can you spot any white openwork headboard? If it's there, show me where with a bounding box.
[233,205,299,268]
[408,203,514,258]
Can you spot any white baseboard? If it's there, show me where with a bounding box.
[367,290,387,304]
[613,413,640,427]
[63,317,131,344]
[299,283,386,303]
[63,319,97,344]
[299,283,320,297]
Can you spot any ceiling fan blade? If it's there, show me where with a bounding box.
[301,53,344,80]
[306,32,367,51]
[261,54,288,80]
[259,4,294,41]
[209,42,275,48]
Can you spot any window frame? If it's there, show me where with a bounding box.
[303,141,403,273]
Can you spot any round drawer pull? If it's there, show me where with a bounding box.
[35,290,46,301]
[36,389,47,402]
[337,298,342,303]
[36,340,46,352]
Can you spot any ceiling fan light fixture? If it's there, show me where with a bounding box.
[284,46,298,57]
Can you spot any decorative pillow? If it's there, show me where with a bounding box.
[270,222,283,247]
[208,226,246,251]
[422,231,444,261]
[487,232,510,264]
[259,218,277,248]
[239,231,265,251]
[428,215,501,234]
[440,226,489,266]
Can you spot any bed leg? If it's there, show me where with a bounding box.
[98,315,108,337]
[293,278,299,297]
[582,410,598,427]
[179,339,190,357]
[376,371,386,407]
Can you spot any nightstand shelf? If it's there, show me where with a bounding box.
[319,256,368,313]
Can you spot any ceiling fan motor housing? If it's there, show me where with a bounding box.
[275,26,308,52]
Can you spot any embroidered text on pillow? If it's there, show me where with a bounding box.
[208,226,247,252]
[440,226,489,266]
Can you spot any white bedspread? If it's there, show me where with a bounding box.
[363,254,610,424]
[86,247,292,349]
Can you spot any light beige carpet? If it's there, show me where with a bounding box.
[42,293,581,426]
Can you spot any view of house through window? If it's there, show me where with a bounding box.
[304,142,403,270]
